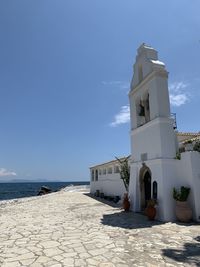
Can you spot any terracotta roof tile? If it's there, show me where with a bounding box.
[90,156,131,169]
[181,136,200,143]
[177,132,200,136]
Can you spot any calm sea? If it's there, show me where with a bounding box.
[0,181,89,201]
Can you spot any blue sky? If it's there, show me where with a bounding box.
[0,0,200,181]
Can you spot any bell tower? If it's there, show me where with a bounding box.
[129,43,177,162]
[128,44,178,221]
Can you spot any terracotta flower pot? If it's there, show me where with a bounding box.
[175,201,192,222]
[146,206,156,220]
[123,193,130,212]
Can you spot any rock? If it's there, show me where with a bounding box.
[37,186,52,196]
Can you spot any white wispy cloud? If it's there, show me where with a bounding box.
[170,94,189,107]
[169,82,190,107]
[110,105,130,127]
[0,168,17,177]
[102,80,130,90]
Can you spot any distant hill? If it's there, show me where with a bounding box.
[0,178,89,183]
[0,178,59,183]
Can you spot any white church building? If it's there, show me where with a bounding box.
[90,44,200,222]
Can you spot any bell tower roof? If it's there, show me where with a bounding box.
[137,43,158,60]
[131,43,167,89]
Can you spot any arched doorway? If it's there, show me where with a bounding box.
[139,163,152,211]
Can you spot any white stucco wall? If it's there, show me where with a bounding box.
[129,159,178,222]
[149,75,170,119]
[129,151,200,222]
[90,163,126,197]
[90,178,126,197]
[130,118,176,162]
[177,152,200,222]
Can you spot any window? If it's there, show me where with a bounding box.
[103,168,106,175]
[153,181,158,199]
[95,169,98,181]
[99,169,102,175]
[91,170,94,181]
[114,165,120,173]
[108,167,112,174]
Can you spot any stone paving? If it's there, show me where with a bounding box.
[0,190,200,267]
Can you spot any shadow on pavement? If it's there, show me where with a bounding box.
[84,193,120,208]
[85,193,164,229]
[162,236,200,266]
[100,210,164,229]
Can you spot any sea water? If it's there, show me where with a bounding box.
[0,181,89,201]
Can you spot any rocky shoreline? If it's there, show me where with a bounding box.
[0,184,90,208]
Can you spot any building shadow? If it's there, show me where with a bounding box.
[101,211,163,229]
[162,236,200,266]
[85,193,164,229]
[84,193,121,208]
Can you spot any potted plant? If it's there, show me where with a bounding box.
[123,193,130,212]
[173,186,192,222]
[115,156,131,211]
[95,190,100,197]
[145,199,157,220]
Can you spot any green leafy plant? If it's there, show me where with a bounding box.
[115,156,130,192]
[173,186,190,201]
[175,152,181,160]
[185,140,192,144]
[193,141,200,152]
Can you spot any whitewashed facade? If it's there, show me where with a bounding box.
[90,44,200,222]
[90,158,127,197]
[129,44,200,222]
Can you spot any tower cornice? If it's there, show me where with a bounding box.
[130,117,173,133]
[129,69,168,97]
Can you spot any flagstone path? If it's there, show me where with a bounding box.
[0,190,200,267]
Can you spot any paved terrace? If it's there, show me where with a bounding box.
[0,190,200,267]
